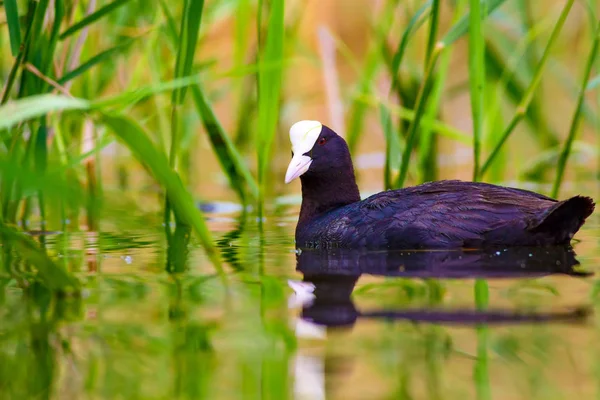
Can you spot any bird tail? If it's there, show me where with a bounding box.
[529,196,595,242]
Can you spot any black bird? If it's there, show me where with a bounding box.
[284,121,595,249]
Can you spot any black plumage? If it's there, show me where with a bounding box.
[289,124,595,249]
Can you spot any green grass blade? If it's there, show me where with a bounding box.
[441,0,506,46]
[20,0,50,94]
[347,0,394,153]
[353,94,471,144]
[101,114,224,273]
[551,22,600,197]
[414,0,441,183]
[59,0,133,40]
[168,0,204,175]
[1,1,36,104]
[390,0,506,187]
[190,84,259,200]
[56,39,135,86]
[417,0,467,183]
[425,0,441,65]
[389,1,432,95]
[0,94,90,130]
[37,0,65,90]
[418,56,446,183]
[257,0,285,208]
[90,75,205,110]
[0,98,225,273]
[379,104,402,190]
[1,76,210,130]
[0,222,79,290]
[3,0,22,56]
[485,36,559,147]
[395,50,442,188]
[469,0,485,181]
[480,0,575,176]
[171,0,204,106]
[166,0,205,233]
[158,0,179,42]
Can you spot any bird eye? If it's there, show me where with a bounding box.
[318,137,327,146]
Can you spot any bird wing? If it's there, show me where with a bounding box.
[354,181,556,248]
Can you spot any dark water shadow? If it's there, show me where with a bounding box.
[293,246,593,328]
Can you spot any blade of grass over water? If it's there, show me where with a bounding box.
[233,0,252,146]
[158,2,255,203]
[480,0,575,177]
[59,0,133,40]
[469,0,485,181]
[191,84,259,201]
[169,0,204,169]
[101,114,224,274]
[34,121,49,236]
[3,0,21,56]
[0,223,78,291]
[165,0,204,236]
[0,92,224,274]
[257,0,285,213]
[551,22,600,198]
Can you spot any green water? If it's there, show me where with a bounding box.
[0,198,599,400]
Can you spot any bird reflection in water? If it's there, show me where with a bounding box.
[289,246,593,400]
[290,245,592,328]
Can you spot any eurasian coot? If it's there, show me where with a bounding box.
[285,120,595,249]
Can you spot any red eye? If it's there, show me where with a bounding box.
[318,137,327,145]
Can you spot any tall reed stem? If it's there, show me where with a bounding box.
[395,48,442,188]
[425,0,441,66]
[469,0,485,181]
[0,1,37,104]
[480,0,575,177]
[551,22,600,197]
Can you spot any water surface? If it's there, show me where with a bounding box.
[1,197,599,400]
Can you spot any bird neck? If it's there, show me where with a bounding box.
[298,168,361,226]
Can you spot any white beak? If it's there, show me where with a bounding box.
[285,154,313,184]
